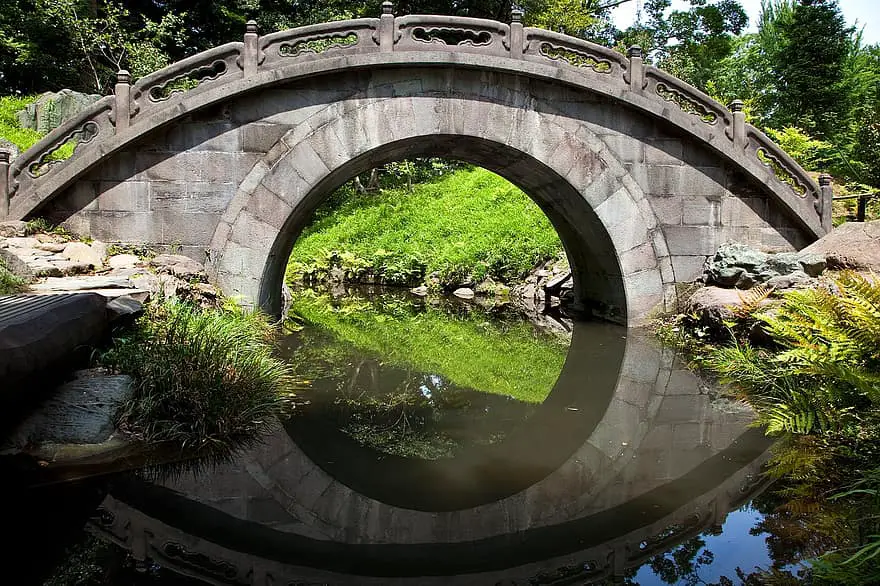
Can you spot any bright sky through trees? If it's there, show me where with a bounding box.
[612,0,879,44]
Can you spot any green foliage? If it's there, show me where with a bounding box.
[289,290,568,404]
[0,94,42,151]
[288,167,562,288]
[101,299,297,458]
[764,127,837,172]
[0,257,27,295]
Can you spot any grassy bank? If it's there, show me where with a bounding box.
[289,290,569,404]
[287,167,563,288]
[101,300,298,461]
[660,273,880,583]
[0,257,27,294]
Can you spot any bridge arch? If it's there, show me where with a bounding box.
[0,10,831,325]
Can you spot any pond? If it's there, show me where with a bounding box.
[28,287,809,584]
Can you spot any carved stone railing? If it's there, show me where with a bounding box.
[129,42,244,122]
[524,29,627,77]
[7,96,114,198]
[260,19,380,68]
[0,1,828,235]
[394,15,511,57]
[643,68,731,129]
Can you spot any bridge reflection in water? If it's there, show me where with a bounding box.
[90,323,772,585]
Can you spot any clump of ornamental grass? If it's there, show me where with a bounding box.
[102,299,297,462]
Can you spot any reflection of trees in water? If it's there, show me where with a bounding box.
[286,329,537,460]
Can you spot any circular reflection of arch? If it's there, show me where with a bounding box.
[283,320,627,511]
[100,328,772,583]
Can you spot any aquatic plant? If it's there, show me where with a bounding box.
[102,299,297,460]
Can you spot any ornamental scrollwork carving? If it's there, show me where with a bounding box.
[148,60,227,102]
[279,32,359,56]
[27,121,99,179]
[539,42,612,73]
[656,83,718,125]
[756,148,808,197]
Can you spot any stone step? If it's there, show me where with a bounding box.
[30,276,133,291]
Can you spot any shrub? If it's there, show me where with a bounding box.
[102,300,297,460]
[0,257,27,295]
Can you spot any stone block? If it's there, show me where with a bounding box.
[649,195,683,226]
[644,139,684,165]
[602,135,643,164]
[244,186,294,230]
[149,181,188,212]
[663,225,718,256]
[682,196,721,226]
[186,182,236,214]
[97,181,150,212]
[670,255,707,282]
[158,211,218,246]
[619,242,658,273]
[240,123,289,154]
[165,122,241,152]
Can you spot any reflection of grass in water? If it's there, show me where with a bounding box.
[289,290,568,403]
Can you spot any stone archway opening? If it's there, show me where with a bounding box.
[256,135,629,325]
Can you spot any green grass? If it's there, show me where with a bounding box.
[287,167,563,287]
[0,95,43,152]
[101,300,298,460]
[289,290,569,403]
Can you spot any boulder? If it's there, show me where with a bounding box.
[107,254,140,269]
[0,221,28,238]
[685,286,776,335]
[703,242,825,288]
[106,296,145,325]
[410,285,429,296]
[453,287,475,299]
[150,254,205,281]
[62,241,103,269]
[16,89,102,134]
[799,220,880,272]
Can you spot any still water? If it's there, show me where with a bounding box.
[76,288,783,584]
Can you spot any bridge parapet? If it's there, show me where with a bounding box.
[0,3,829,236]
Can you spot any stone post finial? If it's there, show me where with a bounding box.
[243,19,260,76]
[729,99,745,149]
[818,173,833,231]
[627,46,644,92]
[379,1,395,52]
[510,6,524,59]
[0,149,10,219]
[114,70,132,133]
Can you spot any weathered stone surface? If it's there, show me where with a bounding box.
[107,254,140,269]
[453,287,475,299]
[4,373,133,448]
[410,285,428,296]
[150,254,205,281]
[35,242,67,253]
[62,241,103,269]
[685,286,776,335]
[31,276,132,292]
[799,220,880,271]
[703,242,826,289]
[0,221,27,238]
[0,293,108,395]
[16,89,101,134]
[106,296,145,325]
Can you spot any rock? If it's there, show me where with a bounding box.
[798,254,827,277]
[327,266,345,283]
[107,254,140,269]
[453,287,475,299]
[35,242,67,253]
[16,89,102,134]
[30,276,132,292]
[130,272,160,295]
[766,271,812,290]
[90,240,108,264]
[4,374,133,448]
[106,297,144,325]
[799,220,880,272]
[685,286,776,334]
[0,221,28,238]
[35,233,64,244]
[150,254,205,281]
[475,277,498,295]
[704,242,826,288]
[53,260,92,275]
[4,237,40,249]
[410,285,429,296]
[62,241,103,269]
[0,139,20,163]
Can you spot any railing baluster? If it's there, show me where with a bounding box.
[379,1,395,52]
[243,20,260,76]
[510,9,523,59]
[114,70,131,132]
[0,150,9,219]
[627,46,643,92]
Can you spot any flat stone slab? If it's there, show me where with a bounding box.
[30,276,133,291]
[3,374,133,448]
[0,293,109,394]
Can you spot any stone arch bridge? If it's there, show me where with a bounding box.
[0,5,832,325]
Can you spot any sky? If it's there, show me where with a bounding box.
[610,0,880,45]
